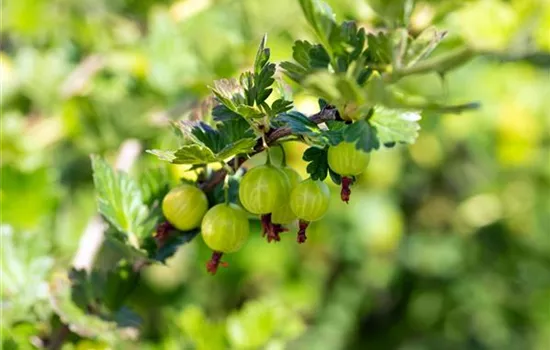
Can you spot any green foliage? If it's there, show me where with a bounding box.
[3,0,550,348]
[91,156,149,246]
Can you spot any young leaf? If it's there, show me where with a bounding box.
[343,120,380,152]
[210,79,245,113]
[254,62,276,105]
[292,40,314,68]
[302,146,329,180]
[91,156,148,245]
[370,107,421,146]
[254,34,270,75]
[270,99,293,116]
[365,32,393,65]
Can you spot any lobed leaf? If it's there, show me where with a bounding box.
[302,146,329,180]
[91,156,148,244]
[370,107,421,146]
[343,120,380,152]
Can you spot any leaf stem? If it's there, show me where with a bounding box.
[278,144,287,167]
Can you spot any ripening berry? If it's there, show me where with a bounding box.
[238,164,290,214]
[290,179,330,222]
[201,203,250,253]
[162,184,208,231]
[271,167,302,224]
[327,141,370,203]
[289,179,330,243]
[327,141,370,176]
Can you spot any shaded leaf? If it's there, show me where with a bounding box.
[303,146,329,180]
[277,111,321,136]
[154,230,200,262]
[343,120,380,152]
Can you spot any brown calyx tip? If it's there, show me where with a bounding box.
[261,213,288,243]
[154,221,174,248]
[297,220,309,244]
[206,251,227,275]
[341,176,353,203]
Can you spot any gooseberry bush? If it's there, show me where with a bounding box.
[79,0,479,342]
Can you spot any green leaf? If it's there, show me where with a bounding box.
[1,226,54,324]
[277,111,321,137]
[302,146,329,180]
[370,107,421,146]
[270,98,293,116]
[280,61,308,83]
[147,145,217,165]
[91,156,148,246]
[217,116,255,144]
[405,27,447,68]
[254,63,276,105]
[309,44,331,69]
[138,167,170,206]
[254,34,270,75]
[292,40,313,68]
[322,120,347,145]
[154,230,200,262]
[298,0,337,50]
[49,273,139,343]
[212,104,242,122]
[178,121,225,153]
[210,79,245,113]
[365,32,393,65]
[216,138,257,160]
[367,0,415,27]
[343,120,380,152]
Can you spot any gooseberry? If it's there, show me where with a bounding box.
[201,203,250,274]
[162,184,208,231]
[238,164,290,214]
[271,167,302,225]
[289,179,330,243]
[327,141,370,203]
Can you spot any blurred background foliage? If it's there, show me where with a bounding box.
[1,0,550,349]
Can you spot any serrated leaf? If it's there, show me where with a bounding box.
[216,138,257,160]
[280,61,308,82]
[212,104,242,122]
[370,107,421,146]
[309,44,331,68]
[254,34,270,75]
[254,63,276,105]
[138,167,170,206]
[147,145,217,165]
[277,111,321,136]
[210,79,245,113]
[178,121,225,153]
[154,230,200,262]
[91,156,148,245]
[322,120,347,145]
[343,120,380,152]
[270,99,293,116]
[292,40,313,68]
[298,0,336,50]
[302,146,329,180]
[217,116,255,144]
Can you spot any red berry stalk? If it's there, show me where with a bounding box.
[260,213,288,243]
[206,251,229,275]
[340,176,353,203]
[297,220,309,243]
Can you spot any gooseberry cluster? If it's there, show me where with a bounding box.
[160,142,371,274]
